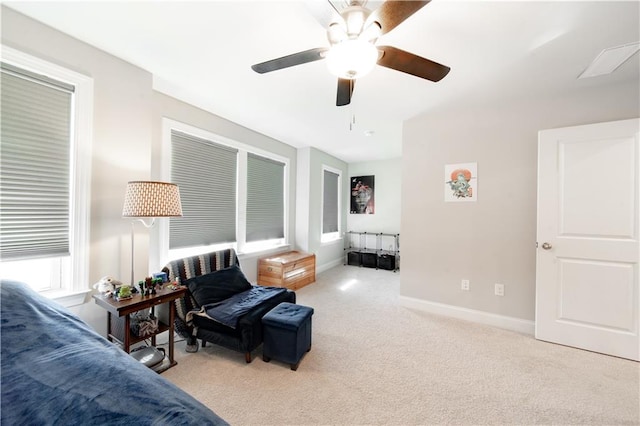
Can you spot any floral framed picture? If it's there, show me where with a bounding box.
[350,175,375,214]
[444,163,477,202]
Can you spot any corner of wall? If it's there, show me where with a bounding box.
[295,148,311,252]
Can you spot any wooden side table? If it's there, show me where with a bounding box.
[92,286,186,373]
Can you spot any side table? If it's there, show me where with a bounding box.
[92,286,186,373]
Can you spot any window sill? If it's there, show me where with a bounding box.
[41,289,91,308]
[321,236,344,246]
[238,244,292,260]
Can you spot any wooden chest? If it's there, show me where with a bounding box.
[258,251,316,290]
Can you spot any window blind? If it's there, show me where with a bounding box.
[323,170,339,234]
[246,153,284,242]
[0,63,73,260]
[170,130,237,249]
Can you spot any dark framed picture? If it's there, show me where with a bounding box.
[350,175,375,214]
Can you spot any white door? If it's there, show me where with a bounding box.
[536,118,640,361]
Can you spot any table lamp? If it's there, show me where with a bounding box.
[122,181,183,286]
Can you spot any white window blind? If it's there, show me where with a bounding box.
[170,130,237,249]
[0,62,74,261]
[323,169,339,234]
[246,153,284,242]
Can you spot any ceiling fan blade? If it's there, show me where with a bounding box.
[304,0,342,29]
[251,47,328,74]
[368,1,430,35]
[377,45,450,82]
[336,78,355,106]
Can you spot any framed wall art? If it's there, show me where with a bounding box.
[444,163,477,202]
[350,175,375,214]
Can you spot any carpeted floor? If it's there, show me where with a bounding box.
[162,266,640,425]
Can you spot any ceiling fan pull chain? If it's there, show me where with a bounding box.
[349,112,357,131]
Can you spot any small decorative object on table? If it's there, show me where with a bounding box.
[114,284,133,301]
[93,276,124,298]
[153,277,163,291]
[138,277,163,296]
[166,281,181,290]
[152,272,168,283]
[145,277,153,295]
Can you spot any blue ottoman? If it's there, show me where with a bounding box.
[262,302,313,371]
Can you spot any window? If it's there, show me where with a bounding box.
[0,46,92,306]
[170,130,237,249]
[160,119,288,262]
[246,153,285,243]
[321,166,341,242]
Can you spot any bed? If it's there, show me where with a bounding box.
[0,279,228,425]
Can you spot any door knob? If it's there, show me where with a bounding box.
[541,242,552,250]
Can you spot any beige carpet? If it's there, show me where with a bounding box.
[162,266,640,425]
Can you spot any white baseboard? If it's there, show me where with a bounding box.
[317,258,343,274]
[398,295,535,335]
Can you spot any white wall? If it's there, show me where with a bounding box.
[347,158,401,234]
[295,148,312,255]
[401,81,640,325]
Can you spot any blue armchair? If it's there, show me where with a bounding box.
[162,248,295,363]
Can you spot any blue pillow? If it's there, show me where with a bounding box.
[184,265,252,306]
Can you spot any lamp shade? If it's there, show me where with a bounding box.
[122,181,183,218]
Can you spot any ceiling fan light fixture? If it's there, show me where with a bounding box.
[343,6,369,37]
[328,22,348,45]
[359,21,382,43]
[326,39,378,79]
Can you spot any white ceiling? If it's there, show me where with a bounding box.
[5,1,640,163]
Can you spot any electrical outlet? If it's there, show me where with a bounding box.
[495,283,505,296]
[461,279,470,291]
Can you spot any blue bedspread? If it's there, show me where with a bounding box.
[0,280,228,426]
[204,286,286,329]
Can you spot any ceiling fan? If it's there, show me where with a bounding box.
[251,0,450,107]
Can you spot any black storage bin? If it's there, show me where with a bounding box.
[347,251,362,266]
[378,254,396,270]
[361,252,378,268]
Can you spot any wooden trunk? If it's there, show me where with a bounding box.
[258,251,316,290]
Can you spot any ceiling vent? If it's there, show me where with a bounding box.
[578,41,640,79]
